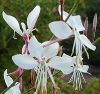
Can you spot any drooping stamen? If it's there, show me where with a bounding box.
[30,69,36,85]
[13,31,17,39]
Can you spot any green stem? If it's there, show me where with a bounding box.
[22,87,35,94]
[65,0,80,22]
[1,70,25,94]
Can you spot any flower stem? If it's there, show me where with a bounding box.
[65,0,80,22]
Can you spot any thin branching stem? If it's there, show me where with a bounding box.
[65,0,81,22]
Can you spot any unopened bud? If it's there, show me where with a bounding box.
[93,13,97,33]
[60,0,64,5]
[84,17,88,36]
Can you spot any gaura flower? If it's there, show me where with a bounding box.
[12,36,74,94]
[3,6,40,89]
[4,69,21,94]
[48,5,96,90]
[49,5,96,57]
[62,54,89,90]
[2,5,40,37]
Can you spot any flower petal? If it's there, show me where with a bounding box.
[13,82,21,94]
[12,54,39,70]
[4,69,13,87]
[5,89,13,94]
[58,7,85,31]
[68,15,85,31]
[27,5,41,31]
[58,5,69,20]
[28,36,44,60]
[42,41,59,59]
[49,21,73,39]
[48,56,74,74]
[62,53,76,66]
[80,34,96,51]
[2,11,22,36]
[78,65,89,73]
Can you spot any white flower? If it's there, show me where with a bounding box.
[62,54,89,90]
[4,69,21,94]
[2,5,40,37]
[12,36,58,94]
[49,5,96,58]
[12,36,76,94]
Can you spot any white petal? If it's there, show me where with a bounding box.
[27,5,40,31]
[48,56,74,74]
[5,89,13,94]
[42,41,59,59]
[80,34,96,51]
[62,53,76,66]
[12,54,39,70]
[68,15,85,31]
[4,69,13,87]
[49,21,73,39]
[58,7,85,31]
[78,65,89,73]
[13,82,21,94]
[28,36,44,59]
[2,11,22,36]
[62,67,73,74]
[58,5,69,20]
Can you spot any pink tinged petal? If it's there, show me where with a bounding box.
[12,54,39,70]
[28,36,44,59]
[80,34,96,51]
[2,12,23,36]
[42,41,59,59]
[22,43,29,54]
[22,44,26,54]
[78,65,89,73]
[4,69,13,87]
[49,21,73,39]
[48,56,74,74]
[27,5,41,31]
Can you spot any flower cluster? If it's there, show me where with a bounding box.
[2,3,96,94]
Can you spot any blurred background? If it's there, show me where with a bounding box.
[0,0,100,93]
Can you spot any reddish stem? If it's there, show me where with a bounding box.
[60,0,64,20]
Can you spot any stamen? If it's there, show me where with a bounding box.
[83,45,89,59]
[13,31,17,39]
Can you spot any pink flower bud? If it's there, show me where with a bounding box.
[60,0,64,5]
[93,13,97,33]
[92,13,97,41]
[84,17,88,36]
